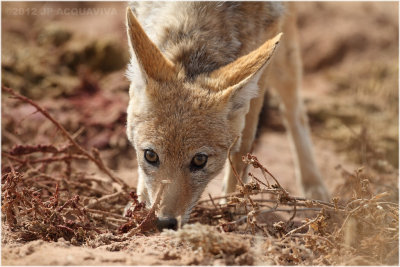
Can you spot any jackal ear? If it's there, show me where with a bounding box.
[126,7,176,84]
[212,33,282,112]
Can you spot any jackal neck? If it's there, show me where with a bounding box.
[157,2,242,81]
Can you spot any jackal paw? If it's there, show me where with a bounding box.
[122,201,133,217]
[304,185,330,202]
[219,198,227,205]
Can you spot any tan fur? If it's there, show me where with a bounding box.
[126,2,329,223]
[126,8,176,82]
[207,33,282,89]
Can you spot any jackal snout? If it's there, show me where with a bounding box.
[154,179,189,230]
[158,176,194,219]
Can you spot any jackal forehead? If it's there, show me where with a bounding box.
[129,79,225,120]
[127,78,233,155]
[133,108,230,155]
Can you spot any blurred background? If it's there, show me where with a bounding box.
[2,1,398,198]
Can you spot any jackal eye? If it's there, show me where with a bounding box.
[144,149,159,165]
[190,153,208,171]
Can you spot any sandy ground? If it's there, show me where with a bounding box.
[1,1,398,265]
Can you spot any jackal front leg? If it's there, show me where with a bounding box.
[222,85,267,200]
[272,74,330,202]
[269,19,329,201]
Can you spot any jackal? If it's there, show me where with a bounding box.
[125,2,329,228]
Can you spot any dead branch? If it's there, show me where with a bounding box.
[290,233,335,248]
[2,86,129,191]
[85,208,128,220]
[243,153,285,190]
[284,215,321,237]
[234,207,321,225]
[127,180,170,236]
[85,191,125,209]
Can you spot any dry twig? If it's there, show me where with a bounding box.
[2,86,129,191]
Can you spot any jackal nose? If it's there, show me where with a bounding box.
[156,217,178,231]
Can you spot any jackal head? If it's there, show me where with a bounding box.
[125,8,281,225]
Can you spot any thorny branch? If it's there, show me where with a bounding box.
[127,180,170,236]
